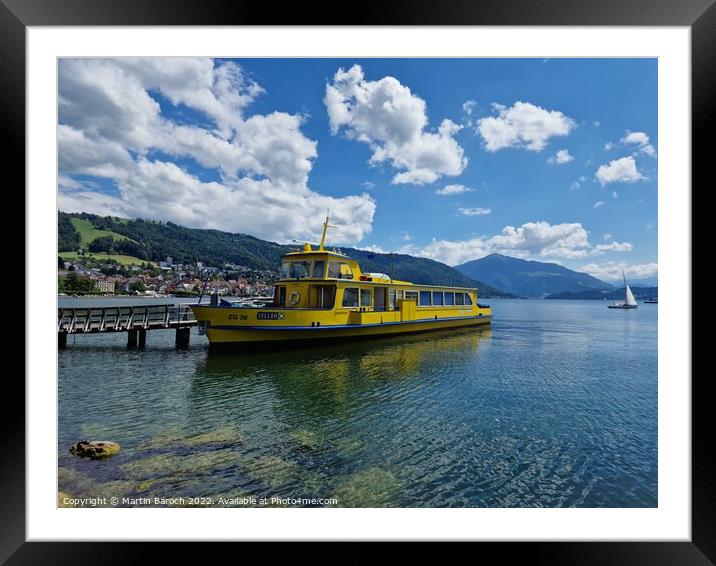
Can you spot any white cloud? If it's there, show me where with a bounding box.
[58,191,129,218]
[612,191,618,199]
[462,100,477,116]
[325,65,466,185]
[569,181,581,191]
[436,184,474,196]
[604,142,614,151]
[592,241,633,254]
[603,233,613,241]
[58,124,134,179]
[476,101,575,152]
[580,261,658,282]
[405,221,634,265]
[59,159,376,244]
[356,244,388,254]
[458,207,491,216]
[58,58,375,243]
[593,201,605,208]
[621,131,656,157]
[547,149,574,165]
[595,156,645,186]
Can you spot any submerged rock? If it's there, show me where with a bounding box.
[182,428,243,448]
[289,429,324,450]
[121,449,245,480]
[58,491,74,507]
[69,440,121,459]
[137,427,243,451]
[245,456,298,489]
[331,467,400,507]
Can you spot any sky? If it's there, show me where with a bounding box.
[57,58,658,282]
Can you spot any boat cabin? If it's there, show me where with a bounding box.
[273,244,476,314]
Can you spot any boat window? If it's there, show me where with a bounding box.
[419,291,431,306]
[405,291,418,302]
[276,286,286,307]
[389,289,396,308]
[289,261,312,279]
[280,262,291,279]
[465,293,473,305]
[432,292,443,306]
[455,292,465,305]
[342,287,359,308]
[444,292,455,305]
[327,261,355,280]
[312,261,326,278]
[360,289,372,307]
[308,285,336,308]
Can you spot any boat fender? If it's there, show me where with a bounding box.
[288,290,300,305]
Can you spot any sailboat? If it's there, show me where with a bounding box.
[644,286,658,304]
[608,272,638,309]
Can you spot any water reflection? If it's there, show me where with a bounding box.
[192,327,491,418]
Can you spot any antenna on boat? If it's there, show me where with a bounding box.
[319,209,334,251]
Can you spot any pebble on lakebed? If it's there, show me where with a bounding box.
[69,440,121,459]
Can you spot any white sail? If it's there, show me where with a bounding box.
[625,283,637,306]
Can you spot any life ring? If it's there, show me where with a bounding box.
[288,290,300,305]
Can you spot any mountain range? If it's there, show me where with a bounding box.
[455,253,615,298]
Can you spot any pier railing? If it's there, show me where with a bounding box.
[57,304,198,348]
[58,304,196,333]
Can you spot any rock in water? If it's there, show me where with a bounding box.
[69,440,120,459]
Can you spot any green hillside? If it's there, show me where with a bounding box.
[58,251,148,266]
[69,217,134,246]
[58,212,513,297]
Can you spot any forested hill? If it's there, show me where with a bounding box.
[58,212,513,297]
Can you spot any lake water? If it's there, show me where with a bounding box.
[58,298,657,508]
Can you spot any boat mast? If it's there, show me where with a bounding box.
[623,271,627,302]
[319,209,334,251]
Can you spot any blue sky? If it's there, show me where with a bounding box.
[58,58,657,282]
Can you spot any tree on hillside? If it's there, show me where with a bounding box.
[58,213,81,251]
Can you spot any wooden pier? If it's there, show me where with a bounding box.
[57,304,198,349]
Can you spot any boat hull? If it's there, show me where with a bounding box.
[191,305,491,347]
[607,304,638,309]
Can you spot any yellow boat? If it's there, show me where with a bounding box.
[191,216,492,348]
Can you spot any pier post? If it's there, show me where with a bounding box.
[138,329,147,349]
[175,327,190,349]
[58,332,67,349]
[127,329,138,348]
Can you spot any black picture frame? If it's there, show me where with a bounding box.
[6,0,707,563]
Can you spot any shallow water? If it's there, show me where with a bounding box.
[58,299,657,508]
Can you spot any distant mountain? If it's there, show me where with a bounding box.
[455,253,613,298]
[545,286,657,300]
[58,212,514,297]
[628,276,659,288]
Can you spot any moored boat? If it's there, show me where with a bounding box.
[191,216,492,347]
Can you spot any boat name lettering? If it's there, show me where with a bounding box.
[227,313,248,321]
[257,312,286,320]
